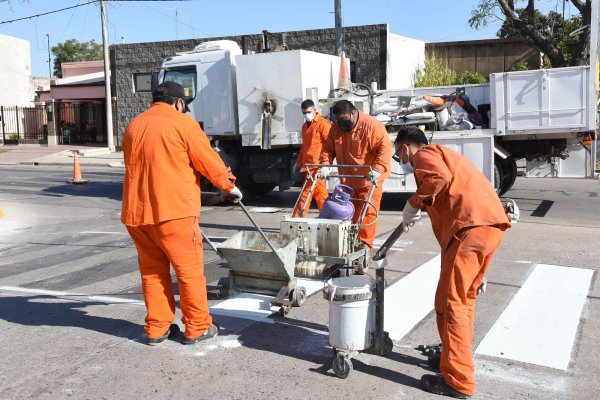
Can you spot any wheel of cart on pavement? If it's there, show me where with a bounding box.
[291,286,306,307]
[383,336,394,356]
[332,353,353,379]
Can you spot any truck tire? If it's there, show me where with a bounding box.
[494,156,517,196]
[249,182,276,198]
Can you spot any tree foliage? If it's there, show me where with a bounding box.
[468,0,591,67]
[413,54,457,87]
[51,39,103,78]
[457,71,488,84]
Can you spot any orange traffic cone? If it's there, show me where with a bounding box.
[338,51,351,89]
[70,151,88,184]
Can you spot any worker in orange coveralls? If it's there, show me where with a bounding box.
[394,126,511,399]
[319,99,392,250]
[292,99,331,217]
[122,82,242,346]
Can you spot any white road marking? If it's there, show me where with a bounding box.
[0,285,144,306]
[80,231,128,235]
[475,263,594,370]
[209,277,326,323]
[384,254,440,341]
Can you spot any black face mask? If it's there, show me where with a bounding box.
[338,119,352,132]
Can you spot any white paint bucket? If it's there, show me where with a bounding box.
[323,275,375,351]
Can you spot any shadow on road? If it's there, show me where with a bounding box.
[0,295,142,340]
[236,314,423,388]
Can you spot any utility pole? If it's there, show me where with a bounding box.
[46,34,51,78]
[100,0,115,151]
[334,0,343,56]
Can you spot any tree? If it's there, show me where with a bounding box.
[413,54,457,87]
[51,39,103,77]
[468,0,591,67]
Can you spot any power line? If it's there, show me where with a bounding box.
[0,2,96,25]
[0,0,191,25]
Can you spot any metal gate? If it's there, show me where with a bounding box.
[57,103,106,144]
[0,105,48,144]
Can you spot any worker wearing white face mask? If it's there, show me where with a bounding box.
[292,99,331,217]
[393,126,511,399]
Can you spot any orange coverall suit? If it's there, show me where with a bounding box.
[320,112,392,248]
[121,102,235,340]
[408,144,511,396]
[292,113,331,217]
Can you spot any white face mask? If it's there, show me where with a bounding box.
[401,160,414,175]
[304,112,314,123]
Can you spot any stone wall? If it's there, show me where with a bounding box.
[110,24,388,143]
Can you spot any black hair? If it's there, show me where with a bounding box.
[301,99,315,109]
[152,94,177,105]
[394,126,429,146]
[332,99,357,115]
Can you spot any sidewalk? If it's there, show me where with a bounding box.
[0,144,124,167]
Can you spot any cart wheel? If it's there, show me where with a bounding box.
[292,286,306,307]
[332,353,353,379]
[217,277,229,298]
[278,306,290,317]
[383,336,394,356]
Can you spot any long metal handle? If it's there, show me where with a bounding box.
[372,222,404,261]
[199,226,220,254]
[238,201,285,264]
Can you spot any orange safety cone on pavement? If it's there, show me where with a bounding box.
[338,51,351,89]
[70,150,88,184]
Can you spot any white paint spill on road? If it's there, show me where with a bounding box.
[383,254,440,341]
[209,293,279,323]
[475,263,593,370]
[220,339,243,348]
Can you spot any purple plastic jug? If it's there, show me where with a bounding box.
[319,184,355,220]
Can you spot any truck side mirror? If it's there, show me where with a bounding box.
[150,72,159,92]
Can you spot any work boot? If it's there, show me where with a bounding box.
[420,374,471,399]
[146,323,180,346]
[182,323,219,345]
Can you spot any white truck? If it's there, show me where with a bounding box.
[156,9,598,196]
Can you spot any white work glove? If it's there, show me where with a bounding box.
[476,277,487,296]
[504,198,520,224]
[402,202,421,232]
[316,166,332,179]
[293,162,301,174]
[221,186,243,204]
[367,169,381,183]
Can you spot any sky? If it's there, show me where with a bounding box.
[0,0,576,78]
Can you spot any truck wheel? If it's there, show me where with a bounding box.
[248,182,276,198]
[494,156,517,196]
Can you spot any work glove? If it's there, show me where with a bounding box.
[402,202,421,232]
[316,166,332,180]
[293,162,301,175]
[476,277,487,296]
[504,198,520,224]
[221,186,243,204]
[367,169,381,183]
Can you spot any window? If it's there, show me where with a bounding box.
[163,67,197,102]
[134,73,152,92]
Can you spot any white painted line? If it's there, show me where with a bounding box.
[209,293,278,324]
[80,231,128,235]
[384,254,440,341]
[0,286,81,297]
[475,263,593,370]
[0,286,144,306]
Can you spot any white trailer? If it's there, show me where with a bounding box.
[366,64,597,194]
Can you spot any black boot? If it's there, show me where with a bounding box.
[420,374,471,399]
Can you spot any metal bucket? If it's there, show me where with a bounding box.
[324,276,376,351]
[218,231,298,293]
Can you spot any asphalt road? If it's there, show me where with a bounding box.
[0,165,598,400]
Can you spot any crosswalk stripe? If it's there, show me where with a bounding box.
[384,255,440,341]
[475,263,594,370]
